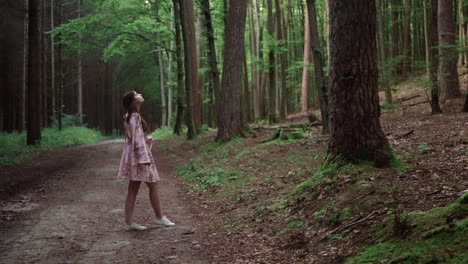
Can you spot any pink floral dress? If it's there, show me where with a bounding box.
[117,112,160,182]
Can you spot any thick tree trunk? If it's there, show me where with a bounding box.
[57,0,63,130]
[438,0,462,98]
[328,0,391,167]
[179,0,198,139]
[21,0,29,132]
[172,0,185,135]
[27,0,42,145]
[301,8,311,113]
[426,0,443,113]
[216,0,247,141]
[307,0,329,134]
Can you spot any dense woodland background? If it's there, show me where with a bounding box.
[1,0,467,144]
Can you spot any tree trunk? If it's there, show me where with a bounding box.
[267,0,277,124]
[328,0,391,167]
[201,0,221,126]
[307,0,329,134]
[438,0,462,98]
[377,0,392,104]
[275,0,287,120]
[27,0,42,145]
[21,0,29,132]
[301,7,311,113]
[391,0,399,82]
[172,0,185,135]
[157,49,167,127]
[179,0,198,139]
[216,0,247,141]
[167,26,174,127]
[77,0,83,125]
[426,0,443,113]
[401,0,411,76]
[57,0,63,130]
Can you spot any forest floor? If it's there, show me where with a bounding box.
[0,75,467,264]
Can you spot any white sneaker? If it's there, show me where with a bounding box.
[155,216,175,227]
[125,223,147,231]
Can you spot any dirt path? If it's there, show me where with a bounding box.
[0,139,207,264]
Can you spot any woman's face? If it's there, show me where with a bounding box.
[134,92,144,104]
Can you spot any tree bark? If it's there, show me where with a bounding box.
[275,0,287,120]
[377,0,392,104]
[328,0,391,167]
[307,0,329,134]
[401,0,411,76]
[77,0,83,125]
[200,0,221,127]
[27,0,42,145]
[426,0,443,114]
[267,0,277,124]
[438,0,462,98]
[172,0,185,135]
[216,0,247,141]
[301,7,311,113]
[179,0,198,139]
[156,49,167,127]
[391,0,399,81]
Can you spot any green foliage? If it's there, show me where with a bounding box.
[345,193,468,264]
[0,127,103,167]
[149,126,174,140]
[176,160,239,189]
[380,103,399,110]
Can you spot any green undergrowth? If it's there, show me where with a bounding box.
[0,126,103,167]
[345,192,468,264]
[176,158,242,189]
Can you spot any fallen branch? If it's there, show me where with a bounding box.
[405,100,430,107]
[320,211,378,241]
[396,94,420,103]
[396,130,414,139]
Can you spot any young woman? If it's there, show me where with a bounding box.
[117,90,175,231]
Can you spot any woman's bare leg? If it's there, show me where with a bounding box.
[125,180,141,225]
[146,182,163,219]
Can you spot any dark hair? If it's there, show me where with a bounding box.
[122,90,149,133]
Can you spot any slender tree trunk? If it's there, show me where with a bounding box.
[217,0,247,141]
[156,49,167,127]
[391,0,399,82]
[77,0,83,125]
[328,0,391,167]
[172,0,185,135]
[267,0,277,123]
[21,0,29,132]
[301,7,311,113]
[426,0,443,114]
[57,0,63,130]
[179,0,198,139]
[201,0,221,127]
[438,0,462,98]
[167,25,174,127]
[377,0,392,104]
[27,0,42,145]
[50,0,55,124]
[307,0,329,134]
[401,0,411,76]
[275,0,287,120]
[248,2,259,120]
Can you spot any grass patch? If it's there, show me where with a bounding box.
[176,160,240,189]
[149,126,175,140]
[380,103,399,110]
[0,126,103,167]
[345,192,468,264]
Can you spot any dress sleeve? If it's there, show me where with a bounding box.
[130,114,151,164]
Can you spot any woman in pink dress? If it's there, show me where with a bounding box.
[118,91,175,231]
